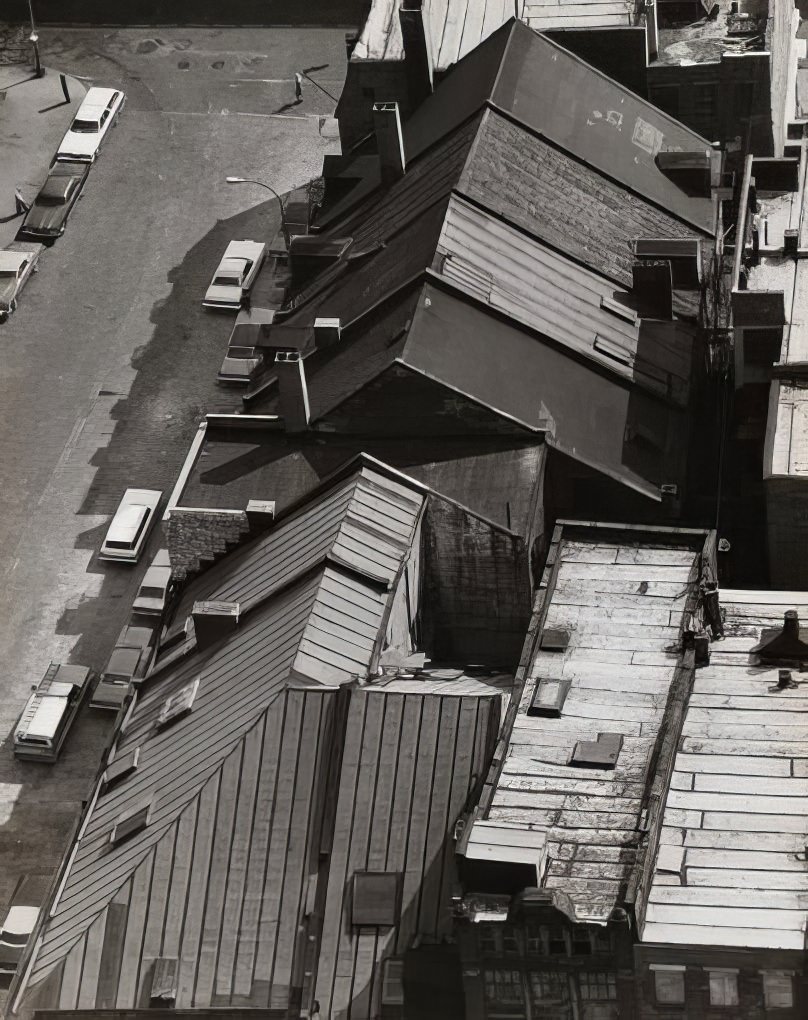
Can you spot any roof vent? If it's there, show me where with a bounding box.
[110,802,151,846]
[192,600,241,651]
[528,678,571,718]
[539,628,569,652]
[655,149,712,194]
[156,678,199,730]
[751,610,808,665]
[373,101,406,184]
[101,747,140,795]
[275,350,310,434]
[314,316,342,348]
[352,872,400,926]
[570,732,623,769]
[150,957,178,1006]
[245,499,276,532]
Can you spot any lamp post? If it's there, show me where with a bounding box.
[225,176,288,249]
[28,0,43,78]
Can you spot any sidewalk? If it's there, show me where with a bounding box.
[0,63,86,248]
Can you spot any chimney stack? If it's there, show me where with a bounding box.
[373,102,406,184]
[632,260,673,320]
[314,316,342,349]
[399,1,434,110]
[245,499,276,532]
[192,600,240,651]
[275,350,310,433]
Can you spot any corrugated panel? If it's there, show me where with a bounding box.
[642,595,808,951]
[486,533,701,923]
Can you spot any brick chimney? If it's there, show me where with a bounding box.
[399,1,434,111]
[192,600,240,651]
[632,260,673,320]
[275,350,310,432]
[373,102,406,184]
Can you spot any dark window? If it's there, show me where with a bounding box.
[525,925,542,954]
[579,971,617,1001]
[548,927,568,955]
[479,925,500,954]
[572,929,592,955]
[503,927,520,955]
[484,969,524,1005]
[110,803,150,845]
[101,747,140,794]
[529,970,569,1006]
[653,967,685,1004]
[651,84,680,119]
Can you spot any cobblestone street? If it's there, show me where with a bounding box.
[0,24,343,978]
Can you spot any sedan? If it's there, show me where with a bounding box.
[99,488,162,563]
[18,161,90,241]
[0,243,43,322]
[0,874,50,978]
[55,86,125,163]
[203,239,266,310]
[133,556,172,615]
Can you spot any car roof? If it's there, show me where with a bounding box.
[218,257,249,274]
[140,565,172,587]
[76,87,119,115]
[105,646,142,674]
[23,695,68,740]
[110,503,149,541]
[224,239,264,259]
[2,906,40,934]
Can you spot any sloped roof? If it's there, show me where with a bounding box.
[476,521,710,922]
[20,462,426,1005]
[641,589,808,952]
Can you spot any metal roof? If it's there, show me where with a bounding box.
[641,589,808,952]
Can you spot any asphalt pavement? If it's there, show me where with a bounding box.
[0,24,344,988]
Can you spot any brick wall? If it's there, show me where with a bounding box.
[421,496,531,669]
[165,507,251,582]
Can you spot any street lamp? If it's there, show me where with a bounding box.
[226,176,288,249]
[28,0,43,78]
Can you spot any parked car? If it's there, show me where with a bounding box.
[55,87,125,163]
[218,306,273,384]
[13,662,94,762]
[99,488,162,563]
[0,875,51,978]
[0,242,43,321]
[133,555,172,616]
[203,240,266,310]
[18,161,90,241]
[92,621,156,713]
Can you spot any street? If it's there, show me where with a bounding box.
[0,24,344,983]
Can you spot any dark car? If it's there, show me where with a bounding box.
[18,161,90,241]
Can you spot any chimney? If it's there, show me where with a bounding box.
[632,260,673,319]
[245,499,276,532]
[751,609,808,664]
[275,350,310,432]
[399,1,434,110]
[373,102,406,184]
[192,600,240,651]
[314,316,342,348]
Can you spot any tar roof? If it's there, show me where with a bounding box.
[641,589,808,952]
[475,521,709,922]
[20,462,426,1004]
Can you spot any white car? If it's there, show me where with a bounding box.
[0,243,43,321]
[13,663,94,762]
[132,553,172,616]
[99,488,162,563]
[203,240,266,310]
[55,87,125,163]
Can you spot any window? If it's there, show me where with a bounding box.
[572,929,592,955]
[484,969,524,1005]
[525,925,542,954]
[762,971,794,1009]
[479,925,500,954]
[352,871,399,926]
[591,929,612,954]
[381,959,405,1005]
[101,747,140,794]
[579,971,617,1001]
[156,678,199,729]
[502,927,520,955]
[529,970,568,1005]
[100,108,110,126]
[652,965,685,1004]
[709,969,739,1007]
[548,926,568,956]
[110,802,150,845]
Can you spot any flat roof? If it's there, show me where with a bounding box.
[474,521,710,922]
[641,588,808,951]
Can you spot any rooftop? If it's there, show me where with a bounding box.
[16,458,524,1016]
[462,520,714,923]
[640,588,808,952]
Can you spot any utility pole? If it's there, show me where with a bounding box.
[28,0,43,78]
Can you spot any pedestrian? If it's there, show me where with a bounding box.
[14,187,30,216]
[294,72,303,103]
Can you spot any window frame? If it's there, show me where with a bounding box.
[651,964,686,1005]
[708,968,739,1008]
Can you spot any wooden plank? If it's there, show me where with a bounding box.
[687,868,808,890]
[701,810,808,834]
[674,752,792,777]
[693,774,808,796]
[641,921,804,950]
[682,737,808,757]
[648,886,808,909]
[115,853,154,1008]
[685,847,808,872]
[667,789,808,815]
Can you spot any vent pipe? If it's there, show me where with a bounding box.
[373,102,406,184]
[275,350,310,433]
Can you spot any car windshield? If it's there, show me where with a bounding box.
[139,586,164,599]
[228,347,256,359]
[213,273,239,286]
[71,118,99,133]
